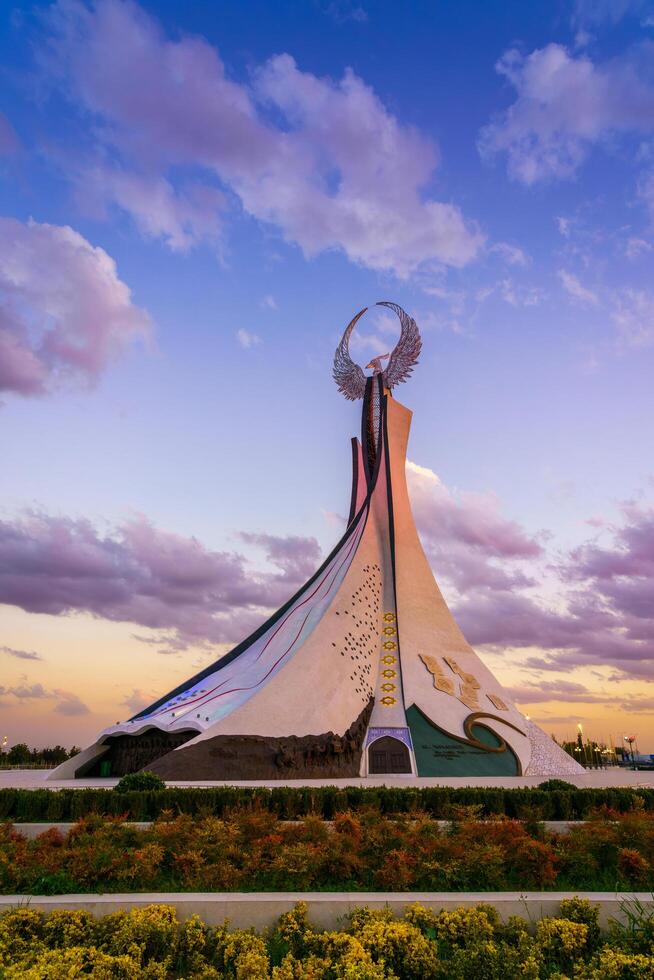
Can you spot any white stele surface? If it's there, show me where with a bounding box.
[47,391,586,779]
[384,396,582,775]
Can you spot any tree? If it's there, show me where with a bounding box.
[7,743,31,765]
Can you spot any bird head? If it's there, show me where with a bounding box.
[365,352,390,372]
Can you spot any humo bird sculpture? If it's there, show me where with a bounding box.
[332,301,422,400]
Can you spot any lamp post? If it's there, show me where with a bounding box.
[576,723,586,767]
[624,735,637,769]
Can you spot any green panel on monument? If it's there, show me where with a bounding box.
[406,705,520,776]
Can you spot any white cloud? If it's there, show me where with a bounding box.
[44,0,484,278]
[611,288,654,346]
[490,242,530,266]
[625,236,653,257]
[558,269,599,305]
[479,42,654,184]
[557,216,573,237]
[260,294,277,310]
[76,167,226,252]
[572,0,650,28]
[236,328,262,349]
[499,278,543,307]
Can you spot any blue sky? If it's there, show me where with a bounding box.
[1,0,654,749]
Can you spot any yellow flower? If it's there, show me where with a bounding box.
[535,917,589,962]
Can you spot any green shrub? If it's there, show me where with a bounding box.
[3,785,654,822]
[538,779,575,791]
[114,771,166,793]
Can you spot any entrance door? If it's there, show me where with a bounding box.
[369,736,411,774]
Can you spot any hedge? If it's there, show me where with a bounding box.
[1,785,653,822]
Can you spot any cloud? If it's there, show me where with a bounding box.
[76,166,226,252]
[0,510,322,650]
[454,590,585,651]
[53,690,90,715]
[0,679,91,715]
[625,236,653,258]
[490,242,530,266]
[611,288,654,346]
[558,269,599,305]
[3,468,653,684]
[555,266,654,346]
[121,688,157,714]
[479,42,654,184]
[238,531,322,585]
[260,294,277,310]
[323,1,368,24]
[507,680,609,704]
[0,645,43,661]
[236,329,262,349]
[407,460,542,593]
[639,167,654,219]
[0,216,150,397]
[456,497,654,681]
[40,0,483,277]
[498,278,543,307]
[572,0,650,28]
[0,682,49,699]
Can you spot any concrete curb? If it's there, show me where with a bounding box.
[8,820,587,839]
[4,769,654,790]
[0,892,651,929]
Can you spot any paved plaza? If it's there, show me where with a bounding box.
[3,767,654,791]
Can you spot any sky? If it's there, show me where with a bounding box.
[1,0,654,752]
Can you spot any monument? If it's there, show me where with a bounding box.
[51,303,582,780]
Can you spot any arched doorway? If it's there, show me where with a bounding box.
[368,736,411,774]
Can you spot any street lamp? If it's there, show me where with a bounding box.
[624,735,637,769]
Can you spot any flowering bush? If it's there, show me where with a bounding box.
[3,808,654,894]
[1,899,653,978]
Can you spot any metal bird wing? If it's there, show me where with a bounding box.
[333,307,368,400]
[377,301,422,390]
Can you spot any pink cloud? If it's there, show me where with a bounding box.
[406,462,654,680]
[507,679,607,704]
[0,217,150,397]
[0,511,322,650]
[0,680,90,715]
[41,0,483,274]
[53,690,90,715]
[407,460,542,592]
[3,468,653,681]
[455,500,654,680]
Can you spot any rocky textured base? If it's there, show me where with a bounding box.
[146,700,374,780]
[524,720,586,776]
[78,729,197,777]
